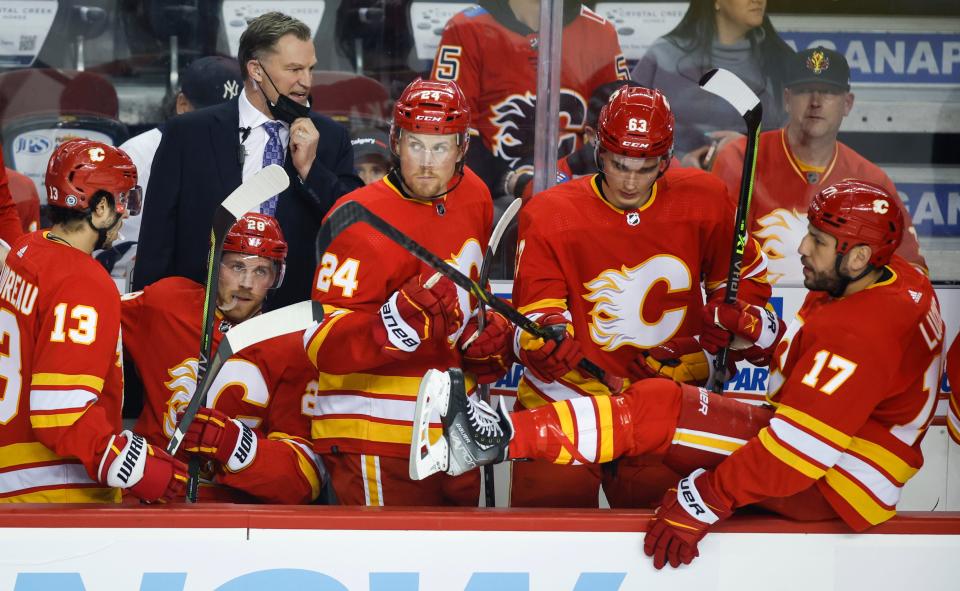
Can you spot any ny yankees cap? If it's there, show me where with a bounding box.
[181,56,243,108]
[786,47,851,91]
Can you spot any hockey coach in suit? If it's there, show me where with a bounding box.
[133,12,362,308]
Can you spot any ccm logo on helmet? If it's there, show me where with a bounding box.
[873,199,889,214]
[416,115,443,122]
[622,141,650,149]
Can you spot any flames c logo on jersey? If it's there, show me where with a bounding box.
[163,358,199,438]
[583,255,692,351]
[446,238,484,343]
[490,90,587,168]
[754,208,807,285]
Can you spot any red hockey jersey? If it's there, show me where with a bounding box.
[0,232,123,502]
[122,277,322,503]
[708,257,945,530]
[712,129,926,285]
[432,3,627,171]
[946,334,959,444]
[513,170,771,409]
[307,169,492,458]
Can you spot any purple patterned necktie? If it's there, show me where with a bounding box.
[260,120,284,215]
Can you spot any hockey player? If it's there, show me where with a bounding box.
[422,179,944,569]
[712,47,925,285]
[432,0,628,195]
[0,139,186,503]
[508,85,771,508]
[947,335,959,445]
[305,78,513,506]
[123,213,323,503]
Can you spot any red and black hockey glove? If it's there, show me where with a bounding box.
[97,430,187,503]
[182,407,258,473]
[644,468,733,569]
[458,310,515,384]
[375,272,463,359]
[516,313,583,383]
[700,300,782,355]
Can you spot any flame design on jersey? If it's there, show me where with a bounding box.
[754,208,807,286]
[162,358,198,438]
[490,90,586,168]
[583,256,691,351]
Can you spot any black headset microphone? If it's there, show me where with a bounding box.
[237,126,252,166]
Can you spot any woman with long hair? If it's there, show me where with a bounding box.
[632,0,794,168]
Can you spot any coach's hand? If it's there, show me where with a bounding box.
[291,117,320,180]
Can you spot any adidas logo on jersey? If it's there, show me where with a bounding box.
[909,290,922,303]
[16,245,27,257]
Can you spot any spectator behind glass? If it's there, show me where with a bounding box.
[631,0,793,168]
[105,56,243,292]
[711,47,927,286]
[132,11,362,310]
[350,128,391,185]
[432,0,628,198]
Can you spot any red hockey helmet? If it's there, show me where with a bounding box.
[223,213,288,288]
[808,179,904,267]
[45,139,141,216]
[392,78,470,145]
[596,86,674,160]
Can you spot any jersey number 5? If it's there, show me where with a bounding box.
[434,45,462,81]
[800,350,857,395]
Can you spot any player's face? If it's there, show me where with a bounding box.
[716,0,766,31]
[357,157,389,186]
[798,224,846,293]
[785,84,853,140]
[217,252,277,322]
[599,152,664,210]
[397,131,461,199]
[255,34,316,106]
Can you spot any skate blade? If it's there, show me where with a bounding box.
[409,368,451,480]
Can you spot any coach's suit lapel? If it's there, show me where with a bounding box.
[211,99,243,194]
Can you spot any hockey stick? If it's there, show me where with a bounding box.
[167,300,325,457]
[315,201,624,393]
[699,68,763,393]
[474,198,521,507]
[184,164,290,501]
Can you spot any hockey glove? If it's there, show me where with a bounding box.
[182,408,258,473]
[700,301,782,354]
[376,272,463,359]
[516,313,583,383]
[458,310,515,384]
[644,468,733,569]
[629,337,726,386]
[97,430,187,503]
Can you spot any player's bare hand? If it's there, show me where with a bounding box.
[290,117,319,179]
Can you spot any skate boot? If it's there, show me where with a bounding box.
[410,368,512,479]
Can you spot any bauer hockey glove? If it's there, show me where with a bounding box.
[375,272,463,359]
[700,301,782,354]
[182,408,258,473]
[97,430,187,503]
[515,313,583,383]
[644,468,733,569]
[458,310,515,384]
[629,337,735,386]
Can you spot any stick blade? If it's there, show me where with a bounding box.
[221,164,290,218]
[700,68,761,117]
[224,300,324,354]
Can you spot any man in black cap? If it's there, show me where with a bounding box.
[350,127,391,186]
[108,56,243,291]
[712,46,925,286]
